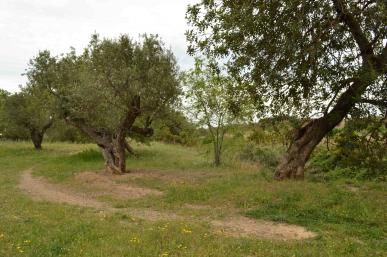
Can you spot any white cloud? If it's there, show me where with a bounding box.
[0,0,197,92]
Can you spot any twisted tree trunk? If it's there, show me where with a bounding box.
[274,118,342,180]
[29,119,53,150]
[30,128,43,150]
[274,75,377,179]
[99,138,126,174]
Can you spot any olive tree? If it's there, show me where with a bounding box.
[186,0,387,179]
[27,34,180,174]
[2,87,54,149]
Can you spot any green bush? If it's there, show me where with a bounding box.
[70,149,103,162]
[238,143,284,167]
[309,118,387,181]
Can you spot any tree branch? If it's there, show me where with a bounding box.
[124,139,138,157]
[324,78,357,115]
[332,0,374,59]
[41,117,54,133]
[65,116,110,146]
[359,98,387,107]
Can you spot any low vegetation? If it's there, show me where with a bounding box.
[0,141,386,256]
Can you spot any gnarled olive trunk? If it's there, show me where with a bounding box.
[99,137,127,174]
[64,96,147,175]
[274,119,334,179]
[29,119,53,150]
[99,137,142,174]
[30,129,43,150]
[275,78,370,180]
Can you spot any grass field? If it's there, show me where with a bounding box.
[0,141,386,257]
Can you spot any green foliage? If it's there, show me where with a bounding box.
[309,118,387,181]
[186,1,386,178]
[153,110,198,146]
[238,143,284,168]
[1,93,28,140]
[70,148,103,162]
[0,89,10,137]
[46,119,90,143]
[248,117,301,146]
[184,58,247,165]
[184,58,237,128]
[27,33,180,140]
[1,86,54,141]
[186,0,387,117]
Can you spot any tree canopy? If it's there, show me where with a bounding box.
[27,34,181,173]
[186,0,387,179]
[187,0,386,116]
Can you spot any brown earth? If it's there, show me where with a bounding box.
[211,217,316,240]
[19,169,105,209]
[75,171,163,199]
[19,169,317,240]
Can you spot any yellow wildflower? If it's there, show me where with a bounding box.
[181,228,192,234]
[158,224,168,231]
[16,246,24,253]
[129,237,140,244]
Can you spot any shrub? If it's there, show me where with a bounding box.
[238,143,284,168]
[309,118,387,181]
[70,149,103,162]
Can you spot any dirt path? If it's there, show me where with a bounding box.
[19,170,106,208]
[19,170,317,240]
[19,170,177,221]
[75,171,164,199]
[211,217,316,240]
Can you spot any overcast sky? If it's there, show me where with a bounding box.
[0,0,198,92]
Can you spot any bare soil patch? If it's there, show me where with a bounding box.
[184,203,212,210]
[19,170,105,208]
[211,216,317,240]
[19,170,178,222]
[19,170,317,240]
[345,185,361,193]
[75,171,163,199]
[125,168,216,183]
[127,208,181,222]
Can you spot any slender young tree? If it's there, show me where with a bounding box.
[27,34,180,174]
[184,59,237,166]
[186,0,387,179]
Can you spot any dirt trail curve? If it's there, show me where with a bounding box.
[18,170,175,221]
[18,169,316,240]
[19,170,106,208]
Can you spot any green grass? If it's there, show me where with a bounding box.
[0,140,386,256]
